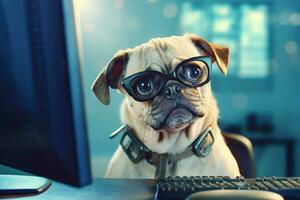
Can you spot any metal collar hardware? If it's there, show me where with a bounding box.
[111,125,215,178]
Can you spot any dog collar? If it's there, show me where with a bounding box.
[110,125,214,178]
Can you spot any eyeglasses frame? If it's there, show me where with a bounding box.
[121,56,212,102]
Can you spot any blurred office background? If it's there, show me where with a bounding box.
[74,0,300,177]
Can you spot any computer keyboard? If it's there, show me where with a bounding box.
[155,176,300,200]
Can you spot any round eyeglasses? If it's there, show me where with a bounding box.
[121,56,212,102]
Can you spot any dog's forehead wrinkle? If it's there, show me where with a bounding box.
[125,35,207,77]
[155,42,171,73]
[144,37,187,66]
[145,63,166,73]
[144,40,170,67]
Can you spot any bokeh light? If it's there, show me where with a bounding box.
[232,94,249,111]
[163,3,178,18]
[288,12,300,26]
[284,41,298,55]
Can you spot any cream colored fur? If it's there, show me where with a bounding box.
[100,34,240,178]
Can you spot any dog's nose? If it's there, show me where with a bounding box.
[163,83,183,99]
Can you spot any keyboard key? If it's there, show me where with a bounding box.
[262,181,278,190]
[287,180,300,187]
[276,177,289,181]
[253,182,267,190]
[233,182,250,188]
[281,180,296,188]
[272,181,287,188]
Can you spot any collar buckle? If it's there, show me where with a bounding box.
[120,125,151,163]
[192,127,215,157]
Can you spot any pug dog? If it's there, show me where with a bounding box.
[92,33,240,178]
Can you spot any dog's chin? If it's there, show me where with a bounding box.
[163,123,190,134]
[157,108,201,134]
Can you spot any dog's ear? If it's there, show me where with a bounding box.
[185,33,230,75]
[91,51,129,105]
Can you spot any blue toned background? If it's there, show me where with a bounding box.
[75,0,300,177]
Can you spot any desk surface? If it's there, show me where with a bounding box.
[14,179,156,200]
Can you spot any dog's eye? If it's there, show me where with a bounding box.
[184,64,202,81]
[136,79,153,95]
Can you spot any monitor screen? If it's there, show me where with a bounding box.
[0,0,91,186]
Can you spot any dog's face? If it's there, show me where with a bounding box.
[122,41,212,134]
[92,34,229,151]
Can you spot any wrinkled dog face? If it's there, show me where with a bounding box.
[92,34,229,137]
[124,46,211,133]
[147,81,207,132]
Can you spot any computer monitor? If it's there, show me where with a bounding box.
[0,0,91,188]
